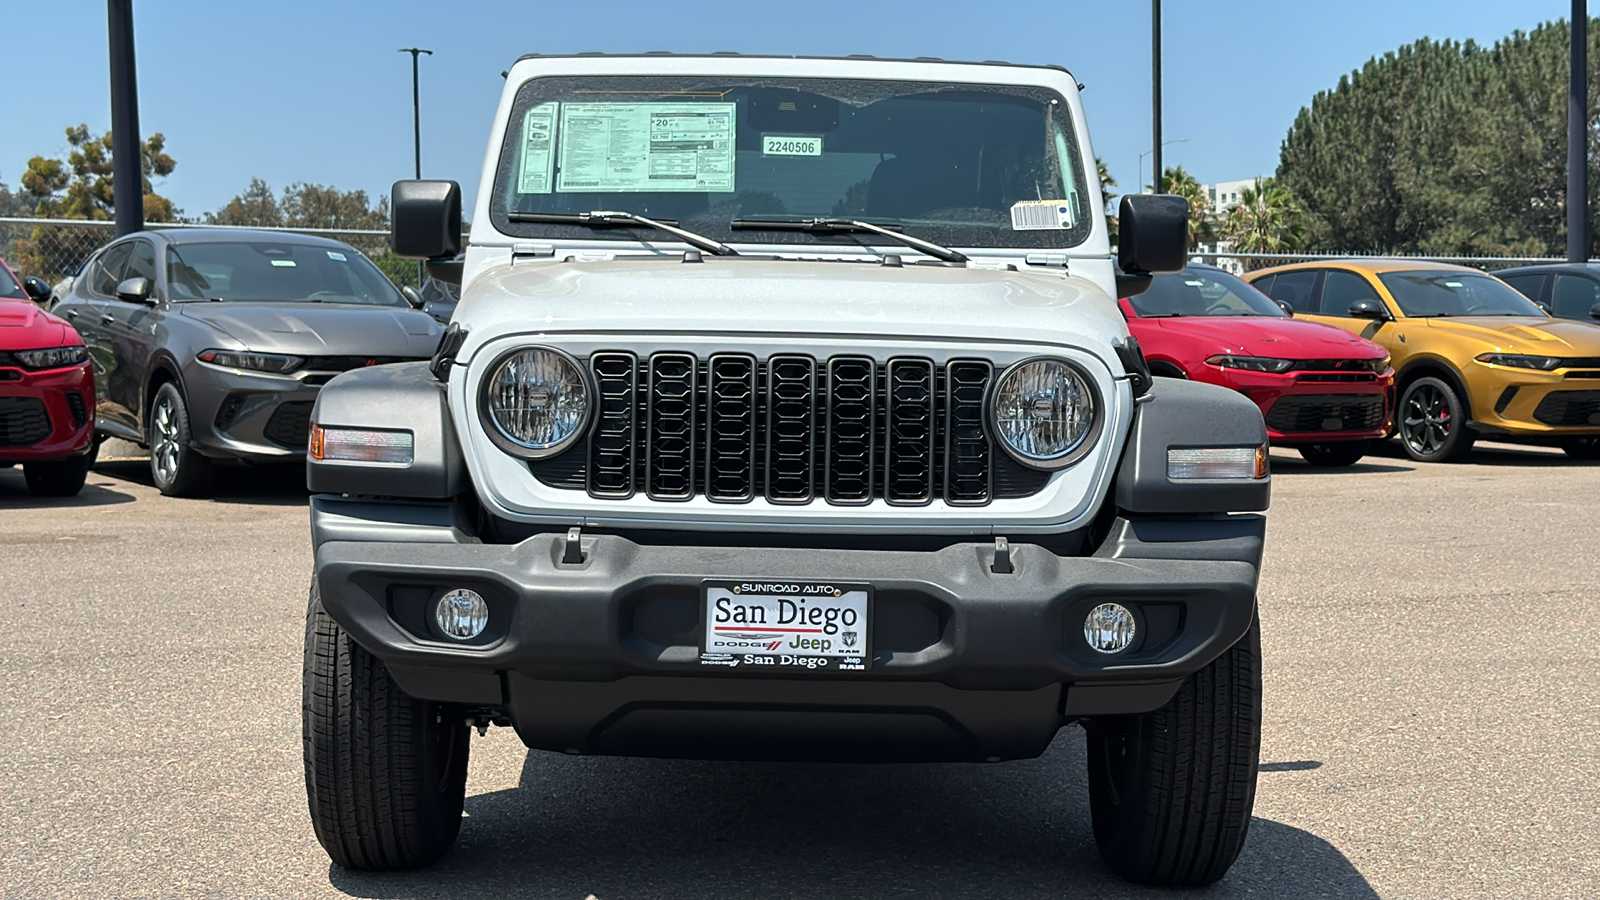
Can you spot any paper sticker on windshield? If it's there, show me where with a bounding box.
[518,103,558,194]
[762,134,822,157]
[270,259,297,267]
[1011,200,1075,230]
[556,102,736,193]
[326,251,347,262]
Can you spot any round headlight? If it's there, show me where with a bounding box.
[481,347,590,457]
[990,358,1100,468]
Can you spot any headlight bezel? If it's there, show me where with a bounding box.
[13,345,89,370]
[1204,354,1296,374]
[476,345,592,460]
[986,356,1104,471]
[1475,352,1562,371]
[196,348,305,374]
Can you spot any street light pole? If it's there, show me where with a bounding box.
[399,47,433,285]
[1152,0,1164,193]
[108,0,143,237]
[1569,0,1588,263]
[1139,138,1187,195]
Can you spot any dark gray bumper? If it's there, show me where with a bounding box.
[312,499,1263,761]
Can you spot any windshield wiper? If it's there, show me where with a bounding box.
[730,216,969,264]
[508,210,737,256]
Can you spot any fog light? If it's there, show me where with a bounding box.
[435,589,488,641]
[1084,603,1137,654]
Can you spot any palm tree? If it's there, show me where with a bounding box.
[1217,178,1307,269]
[1096,157,1119,244]
[1158,165,1215,250]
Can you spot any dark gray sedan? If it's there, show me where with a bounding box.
[54,228,442,496]
[1497,263,1600,323]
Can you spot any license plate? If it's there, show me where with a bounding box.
[702,581,870,671]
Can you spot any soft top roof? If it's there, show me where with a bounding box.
[510,51,1074,79]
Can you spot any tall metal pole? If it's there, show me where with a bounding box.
[399,48,432,284]
[108,0,143,236]
[1151,0,1163,194]
[1570,0,1589,263]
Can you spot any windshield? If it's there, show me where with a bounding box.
[0,261,24,300]
[166,241,405,306]
[1378,271,1545,318]
[491,75,1092,251]
[1128,267,1287,318]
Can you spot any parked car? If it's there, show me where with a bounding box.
[400,276,460,324]
[0,285,96,496]
[53,228,444,496]
[1495,264,1600,324]
[1121,263,1393,466]
[2,258,55,307]
[1247,261,1600,461]
[301,53,1272,887]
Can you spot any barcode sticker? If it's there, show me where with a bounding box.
[1011,200,1075,231]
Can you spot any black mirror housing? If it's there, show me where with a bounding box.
[1275,299,1294,317]
[400,285,424,309]
[1117,195,1190,276]
[391,180,462,260]
[1589,302,1600,321]
[1347,299,1389,320]
[115,276,153,304]
[22,275,51,303]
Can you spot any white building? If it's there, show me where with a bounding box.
[1196,177,1268,274]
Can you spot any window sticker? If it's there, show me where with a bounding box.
[326,251,347,262]
[1010,200,1075,231]
[270,259,297,267]
[762,134,822,157]
[556,102,736,193]
[517,103,558,194]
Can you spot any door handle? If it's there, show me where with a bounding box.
[64,309,78,319]
[100,313,115,323]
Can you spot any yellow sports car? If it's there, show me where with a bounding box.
[1245,260,1600,462]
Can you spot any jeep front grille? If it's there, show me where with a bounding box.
[532,352,1051,506]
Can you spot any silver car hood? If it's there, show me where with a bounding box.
[177,302,442,356]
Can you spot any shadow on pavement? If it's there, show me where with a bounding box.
[328,730,1375,900]
[92,458,309,505]
[0,467,137,508]
[1268,455,1413,475]
[1365,437,1588,467]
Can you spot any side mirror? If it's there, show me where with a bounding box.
[391,180,462,260]
[400,285,425,309]
[1117,194,1189,285]
[425,256,465,286]
[115,276,153,304]
[22,276,51,303]
[1348,298,1389,320]
[1275,299,1294,317]
[1534,300,1552,314]
[1590,303,1600,321]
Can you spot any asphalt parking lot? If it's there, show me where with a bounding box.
[2,440,1597,899]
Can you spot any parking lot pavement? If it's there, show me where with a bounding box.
[2,441,1597,899]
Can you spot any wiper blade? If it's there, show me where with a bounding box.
[508,210,737,256]
[730,216,968,263]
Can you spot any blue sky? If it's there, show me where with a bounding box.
[0,0,1574,218]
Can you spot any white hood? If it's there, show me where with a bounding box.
[451,256,1131,366]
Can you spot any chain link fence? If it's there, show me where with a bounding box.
[1191,248,1578,275]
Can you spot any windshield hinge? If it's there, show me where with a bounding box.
[1024,252,1070,269]
[511,242,554,263]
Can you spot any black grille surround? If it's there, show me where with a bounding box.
[1263,393,1386,433]
[1533,391,1600,427]
[530,352,1054,507]
[263,400,315,450]
[0,396,51,446]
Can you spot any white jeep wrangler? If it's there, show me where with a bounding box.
[302,53,1270,887]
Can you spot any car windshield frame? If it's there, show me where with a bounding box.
[1127,267,1288,318]
[1377,270,1546,318]
[165,240,407,307]
[488,75,1094,253]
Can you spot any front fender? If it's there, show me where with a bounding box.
[307,362,465,499]
[1113,376,1271,514]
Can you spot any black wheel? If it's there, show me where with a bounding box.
[1561,437,1600,460]
[22,445,94,497]
[148,382,214,497]
[303,582,470,871]
[1296,439,1370,467]
[1085,617,1262,887]
[1397,376,1475,462]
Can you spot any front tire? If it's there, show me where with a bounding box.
[1561,437,1600,460]
[148,382,214,497]
[1398,376,1475,462]
[22,450,93,497]
[1085,617,1262,886]
[1297,439,1370,467]
[303,583,470,871]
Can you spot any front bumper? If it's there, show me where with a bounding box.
[182,363,323,460]
[1199,367,1394,443]
[0,363,94,462]
[313,497,1264,761]
[1467,366,1600,436]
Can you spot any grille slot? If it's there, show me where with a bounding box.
[706,354,757,502]
[826,357,877,505]
[1263,394,1386,433]
[0,396,51,446]
[1533,390,1600,426]
[765,355,816,503]
[885,358,935,505]
[647,353,698,500]
[263,401,315,449]
[66,391,89,429]
[587,353,638,498]
[944,360,994,505]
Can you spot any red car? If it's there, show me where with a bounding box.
[1121,264,1394,466]
[1,260,96,496]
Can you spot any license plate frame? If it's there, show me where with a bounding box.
[701,580,871,672]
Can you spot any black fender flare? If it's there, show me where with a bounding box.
[1113,376,1271,515]
[307,362,465,499]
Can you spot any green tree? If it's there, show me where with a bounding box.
[1097,157,1119,245]
[1217,178,1308,268]
[208,177,282,227]
[20,124,178,221]
[1160,165,1215,249]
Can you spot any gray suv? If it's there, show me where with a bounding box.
[54,228,442,495]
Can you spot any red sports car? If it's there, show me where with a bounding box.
[1,261,96,496]
[1121,264,1394,466]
